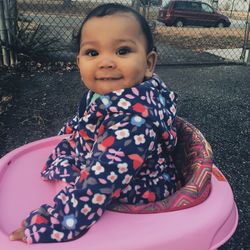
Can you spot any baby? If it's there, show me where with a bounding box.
[10,3,178,243]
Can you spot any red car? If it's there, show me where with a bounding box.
[157,0,231,27]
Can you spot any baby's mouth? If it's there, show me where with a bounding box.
[95,77,123,81]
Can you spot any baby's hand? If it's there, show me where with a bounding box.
[9,227,27,243]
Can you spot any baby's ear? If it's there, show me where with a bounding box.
[145,51,157,79]
[76,55,80,68]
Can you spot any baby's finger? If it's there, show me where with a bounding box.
[9,228,25,242]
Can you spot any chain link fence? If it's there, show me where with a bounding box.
[1,0,250,65]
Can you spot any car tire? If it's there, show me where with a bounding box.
[174,19,185,28]
[216,21,226,28]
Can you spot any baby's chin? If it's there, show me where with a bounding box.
[88,78,151,95]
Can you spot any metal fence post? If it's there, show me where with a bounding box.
[9,0,17,65]
[246,26,250,65]
[132,0,141,12]
[247,3,250,65]
[230,0,236,17]
[3,0,16,66]
[0,0,10,66]
[241,3,250,64]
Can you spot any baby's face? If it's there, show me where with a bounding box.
[77,13,157,95]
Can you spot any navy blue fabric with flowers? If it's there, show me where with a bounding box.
[23,74,178,243]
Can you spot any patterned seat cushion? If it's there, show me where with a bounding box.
[108,117,213,213]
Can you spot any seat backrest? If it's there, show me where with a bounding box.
[172,117,213,190]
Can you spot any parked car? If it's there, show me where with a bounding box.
[157,0,231,28]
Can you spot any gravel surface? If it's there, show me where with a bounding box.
[0,65,249,249]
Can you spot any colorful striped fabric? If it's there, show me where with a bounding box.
[108,117,213,213]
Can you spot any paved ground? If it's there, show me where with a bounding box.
[0,64,249,249]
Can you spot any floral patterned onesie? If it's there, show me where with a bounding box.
[23,74,178,243]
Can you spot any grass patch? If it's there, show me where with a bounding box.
[154,26,249,50]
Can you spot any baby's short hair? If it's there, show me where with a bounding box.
[75,3,155,54]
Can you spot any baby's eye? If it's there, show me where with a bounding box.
[116,47,131,55]
[86,49,98,57]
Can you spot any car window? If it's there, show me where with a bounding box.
[187,2,201,12]
[173,1,188,10]
[201,3,214,13]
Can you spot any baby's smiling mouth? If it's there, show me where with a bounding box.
[95,77,123,81]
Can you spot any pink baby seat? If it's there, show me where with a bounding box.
[0,118,238,250]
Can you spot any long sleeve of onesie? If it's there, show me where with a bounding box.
[43,92,91,184]
[23,114,156,243]
[23,75,178,243]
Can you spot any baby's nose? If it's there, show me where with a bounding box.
[98,56,116,69]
